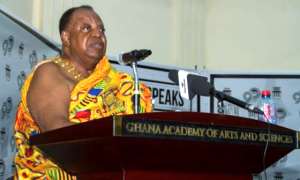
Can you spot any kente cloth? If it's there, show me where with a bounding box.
[14,56,153,180]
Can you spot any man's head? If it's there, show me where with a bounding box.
[59,5,107,70]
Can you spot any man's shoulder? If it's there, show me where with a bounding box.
[34,61,60,77]
[31,59,65,84]
[27,58,71,101]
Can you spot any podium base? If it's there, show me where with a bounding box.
[78,170,252,180]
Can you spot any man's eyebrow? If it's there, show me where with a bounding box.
[81,22,91,26]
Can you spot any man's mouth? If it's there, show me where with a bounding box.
[90,42,102,49]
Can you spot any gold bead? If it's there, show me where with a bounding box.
[53,57,83,81]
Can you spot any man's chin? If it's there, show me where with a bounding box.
[88,52,104,61]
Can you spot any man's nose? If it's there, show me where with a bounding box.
[92,29,101,37]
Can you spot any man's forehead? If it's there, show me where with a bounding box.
[70,9,103,25]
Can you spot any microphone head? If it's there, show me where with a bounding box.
[168,69,179,84]
[118,49,152,65]
[188,75,210,96]
[134,49,152,60]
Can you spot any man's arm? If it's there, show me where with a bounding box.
[27,62,74,132]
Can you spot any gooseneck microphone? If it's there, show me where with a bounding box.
[118,49,152,65]
[211,88,264,114]
[168,69,264,114]
[117,49,152,114]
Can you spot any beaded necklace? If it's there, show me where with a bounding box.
[53,57,84,81]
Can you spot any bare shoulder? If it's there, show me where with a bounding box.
[28,60,70,103]
[28,60,71,107]
[32,61,65,84]
[27,60,73,131]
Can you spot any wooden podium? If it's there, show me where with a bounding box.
[30,112,299,180]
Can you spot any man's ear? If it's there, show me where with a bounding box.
[61,31,70,47]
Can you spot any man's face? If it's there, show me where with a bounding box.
[65,9,107,66]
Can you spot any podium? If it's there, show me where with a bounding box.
[30,112,299,180]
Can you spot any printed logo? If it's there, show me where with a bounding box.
[2,35,14,56]
[0,159,4,177]
[6,97,12,115]
[10,135,15,152]
[293,91,300,104]
[29,50,38,69]
[17,71,26,90]
[5,64,11,81]
[272,86,281,98]
[0,97,11,120]
[18,42,24,58]
[243,87,260,118]
[1,102,7,120]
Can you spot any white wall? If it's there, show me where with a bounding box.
[0,0,34,24]
[2,0,300,72]
[39,0,205,70]
[205,0,300,73]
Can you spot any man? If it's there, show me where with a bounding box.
[14,5,152,179]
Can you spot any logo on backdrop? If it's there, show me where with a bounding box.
[29,50,38,69]
[216,87,239,116]
[243,87,260,103]
[1,97,12,120]
[292,91,300,118]
[0,159,5,177]
[6,97,12,116]
[18,42,24,58]
[243,87,260,118]
[1,102,7,120]
[272,87,286,120]
[293,91,300,104]
[17,71,26,90]
[242,87,287,120]
[10,135,15,152]
[5,64,11,81]
[2,35,14,56]
[0,159,4,177]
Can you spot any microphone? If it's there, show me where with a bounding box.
[168,69,210,99]
[118,49,152,65]
[168,69,179,85]
[168,69,264,114]
[168,69,178,85]
[212,89,264,114]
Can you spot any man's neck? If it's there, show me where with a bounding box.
[61,54,98,78]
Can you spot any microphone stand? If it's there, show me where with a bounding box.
[214,90,226,114]
[216,98,225,114]
[131,61,140,114]
[211,88,264,115]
